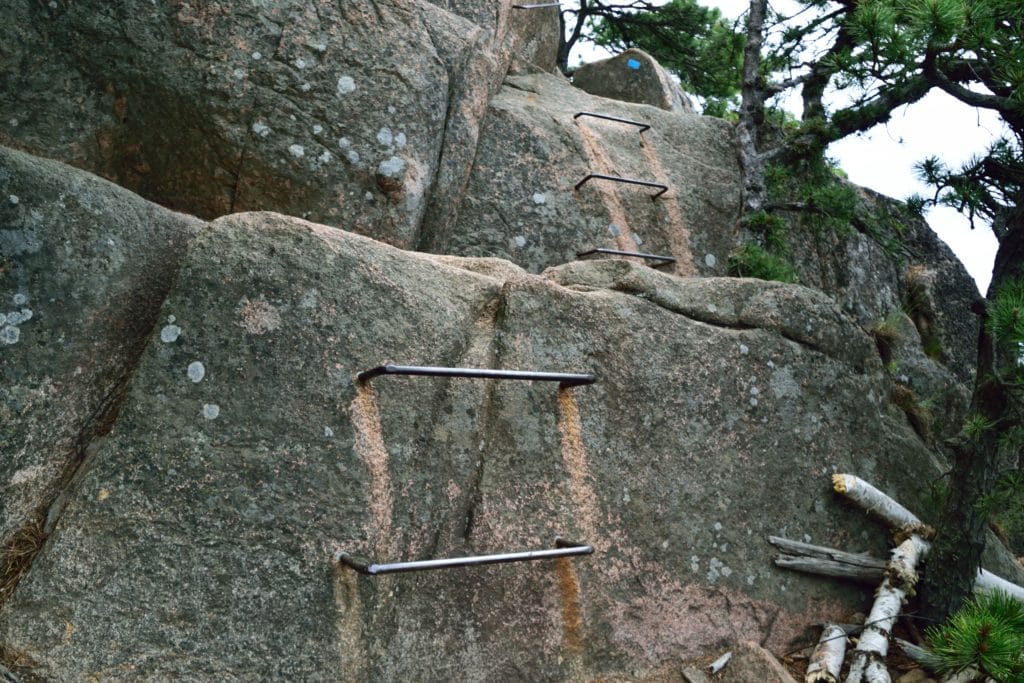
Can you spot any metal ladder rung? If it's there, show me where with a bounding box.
[574,112,651,134]
[357,364,596,387]
[577,248,676,266]
[574,173,668,199]
[335,539,592,575]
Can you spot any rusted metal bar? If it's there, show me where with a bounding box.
[356,364,596,387]
[574,173,668,199]
[577,248,676,266]
[573,111,651,133]
[335,539,593,575]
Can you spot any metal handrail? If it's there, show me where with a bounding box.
[512,2,562,7]
[577,248,676,266]
[573,112,651,134]
[574,173,668,199]
[335,538,592,575]
[357,364,596,387]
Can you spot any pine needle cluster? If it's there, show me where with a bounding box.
[925,590,1024,682]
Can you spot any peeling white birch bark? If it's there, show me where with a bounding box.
[832,474,1024,605]
[806,623,846,682]
[832,474,920,529]
[844,534,929,683]
[975,567,1024,602]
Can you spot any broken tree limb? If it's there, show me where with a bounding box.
[806,623,847,682]
[974,567,1024,602]
[770,536,887,584]
[771,535,1024,604]
[844,534,930,683]
[832,474,924,531]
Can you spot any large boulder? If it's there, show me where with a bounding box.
[0,146,202,563]
[3,195,1013,680]
[0,0,552,249]
[420,71,741,278]
[573,48,695,115]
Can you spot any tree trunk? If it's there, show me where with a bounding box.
[736,0,768,215]
[919,207,1024,623]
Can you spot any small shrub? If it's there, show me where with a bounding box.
[727,242,800,283]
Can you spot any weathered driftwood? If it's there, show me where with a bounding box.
[894,637,937,667]
[770,536,887,584]
[771,535,1024,605]
[805,623,847,683]
[844,534,929,683]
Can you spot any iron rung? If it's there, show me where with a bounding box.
[574,173,668,199]
[577,248,676,266]
[335,539,593,575]
[574,112,651,134]
[357,364,595,387]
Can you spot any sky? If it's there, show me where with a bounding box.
[570,0,1002,294]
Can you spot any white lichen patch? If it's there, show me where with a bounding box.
[531,192,546,205]
[238,298,282,335]
[337,136,350,148]
[252,121,271,138]
[300,82,311,92]
[513,235,527,248]
[312,124,323,135]
[202,403,220,420]
[377,156,406,179]
[346,150,360,165]
[705,253,717,267]
[8,195,18,205]
[5,309,31,325]
[317,151,333,165]
[376,127,393,146]
[187,361,206,383]
[299,289,319,309]
[739,344,749,355]
[294,58,307,69]
[324,426,334,437]
[233,68,246,80]
[395,132,407,147]
[252,51,262,60]
[12,293,27,305]
[336,75,356,95]
[160,324,181,343]
[10,464,48,486]
[288,144,305,159]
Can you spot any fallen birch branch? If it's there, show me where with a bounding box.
[844,533,929,683]
[832,474,1024,604]
[805,623,847,683]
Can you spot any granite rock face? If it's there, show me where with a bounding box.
[0,1,1001,680]
[420,71,740,278]
[2,197,1010,681]
[0,146,202,554]
[0,0,557,249]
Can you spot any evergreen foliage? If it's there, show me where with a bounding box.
[925,590,1024,682]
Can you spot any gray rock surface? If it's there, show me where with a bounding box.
[0,146,202,553]
[0,0,545,249]
[2,201,1010,680]
[420,71,740,278]
[573,48,695,114]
